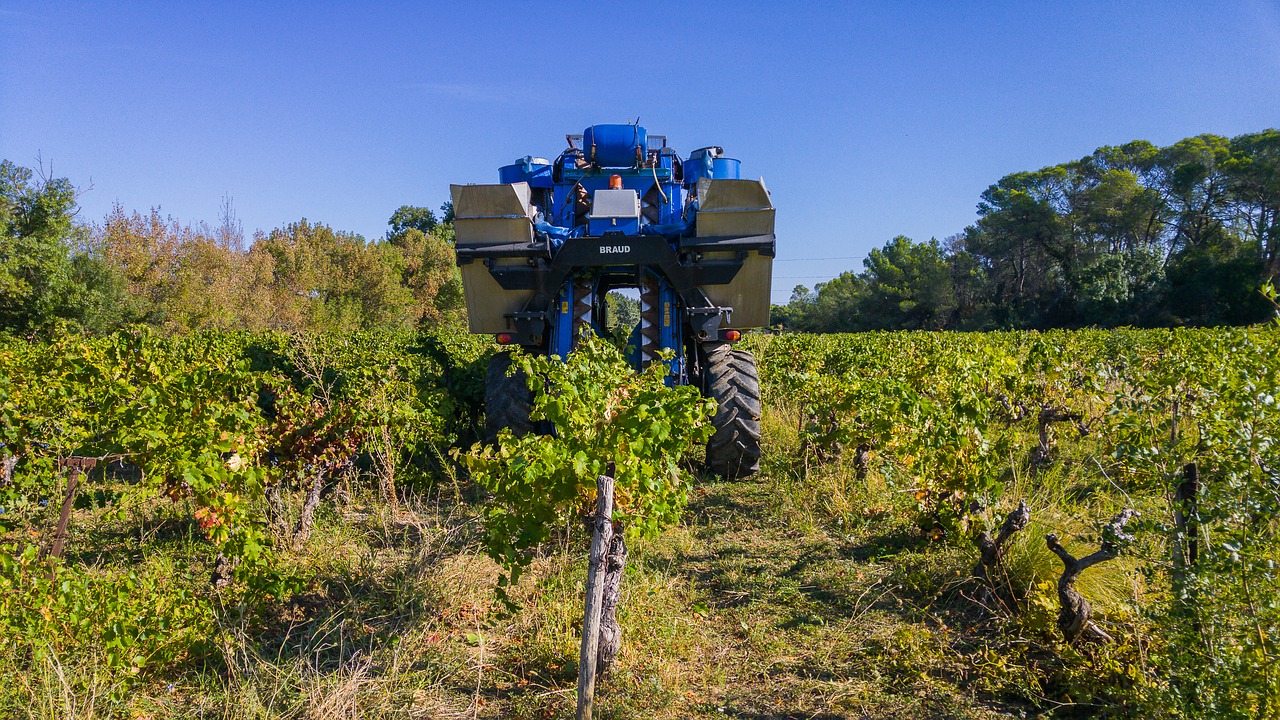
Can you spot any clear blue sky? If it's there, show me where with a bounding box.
[3,1,1278,303]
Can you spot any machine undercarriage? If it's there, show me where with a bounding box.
[452,123,775,478]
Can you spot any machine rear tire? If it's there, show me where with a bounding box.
[702,345,762,479]
[485,352,534,443]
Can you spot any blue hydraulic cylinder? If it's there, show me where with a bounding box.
[551,284,575,360]
[654,273,684,386]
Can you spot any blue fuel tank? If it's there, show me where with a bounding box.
[685,146,741,185]
[498,156,553,187]
[582,124,647,167]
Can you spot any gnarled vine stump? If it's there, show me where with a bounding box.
[1045,509,1138,643]
[972,499,1031,612]
[1031,404,1086,469]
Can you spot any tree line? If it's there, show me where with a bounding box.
[1,158,462,337]
[6,128,1277,339]
[774,129,1279,331]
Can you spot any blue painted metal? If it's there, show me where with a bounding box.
[711,157,741,179]
[498,157,554,187]
[684,148,741,186]
[551,285,575,359]
[658,276,683,385]
[582,124,647,167]
[657,150,682,224]
[491,125,749,384]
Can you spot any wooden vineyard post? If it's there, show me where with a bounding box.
[47,457,100,559]
[576,462,616,720]
[42,457,99,578]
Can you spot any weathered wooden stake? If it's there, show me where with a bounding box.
[597,528,627,674]
[47,466,81,562]
[576,462,616,720]
[44,457,99,562]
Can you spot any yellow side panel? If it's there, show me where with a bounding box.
[702,251,773,329]
[696,179,774,328]
[460,260,533,334]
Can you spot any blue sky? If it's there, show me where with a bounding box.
[2,1,1278,303]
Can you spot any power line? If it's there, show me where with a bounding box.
[773,255,863,262]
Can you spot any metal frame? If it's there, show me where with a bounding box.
[456,124,773,388]
[456,232,775,350]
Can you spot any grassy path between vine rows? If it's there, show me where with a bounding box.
[605,473,1016,720]
[26,410,1080,719]
[230,414,1036,720]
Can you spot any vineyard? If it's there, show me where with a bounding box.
[1,325,1278,718]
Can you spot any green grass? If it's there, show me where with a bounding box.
[1,401,1161,719]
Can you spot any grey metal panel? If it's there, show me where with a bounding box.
[451,182,532,218]
[704,251,772,328]
[460,259,534,333]
[450,183,535,247]
[696,179,775,238]
[699,178,773,211]
[590,189,640,218]
[696,179,774,327]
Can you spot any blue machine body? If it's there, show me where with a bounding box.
[582,124,647,167]
[456,123,773,386]
[498,157,553,188]
[587,215,640,236]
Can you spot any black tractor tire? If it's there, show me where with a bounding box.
[485,352,533,443]
[702,345,762,479]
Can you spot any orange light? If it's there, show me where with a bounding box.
[609,174,623,189]
[724,330,742,342]
[496,333,514,345]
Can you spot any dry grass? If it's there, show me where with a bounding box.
[2,402,1160,719]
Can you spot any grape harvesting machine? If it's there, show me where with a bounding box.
[452,123,774,478]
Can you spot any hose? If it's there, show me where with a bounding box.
[651,164,668,205]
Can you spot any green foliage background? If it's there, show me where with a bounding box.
[1,128,1278,716]
[776,129,1279,332]
[458,335,713,591]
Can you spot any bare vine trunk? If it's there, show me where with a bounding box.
[996,393,1028,422]
[1046,509,1138,643]
[374,425,399,515]
[1031,404,1085,469]
[1173,462,1201,633]
[265,483,289,537]
[972,499,1030,613]
[293,472,327,546]
[853,443,872,480]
